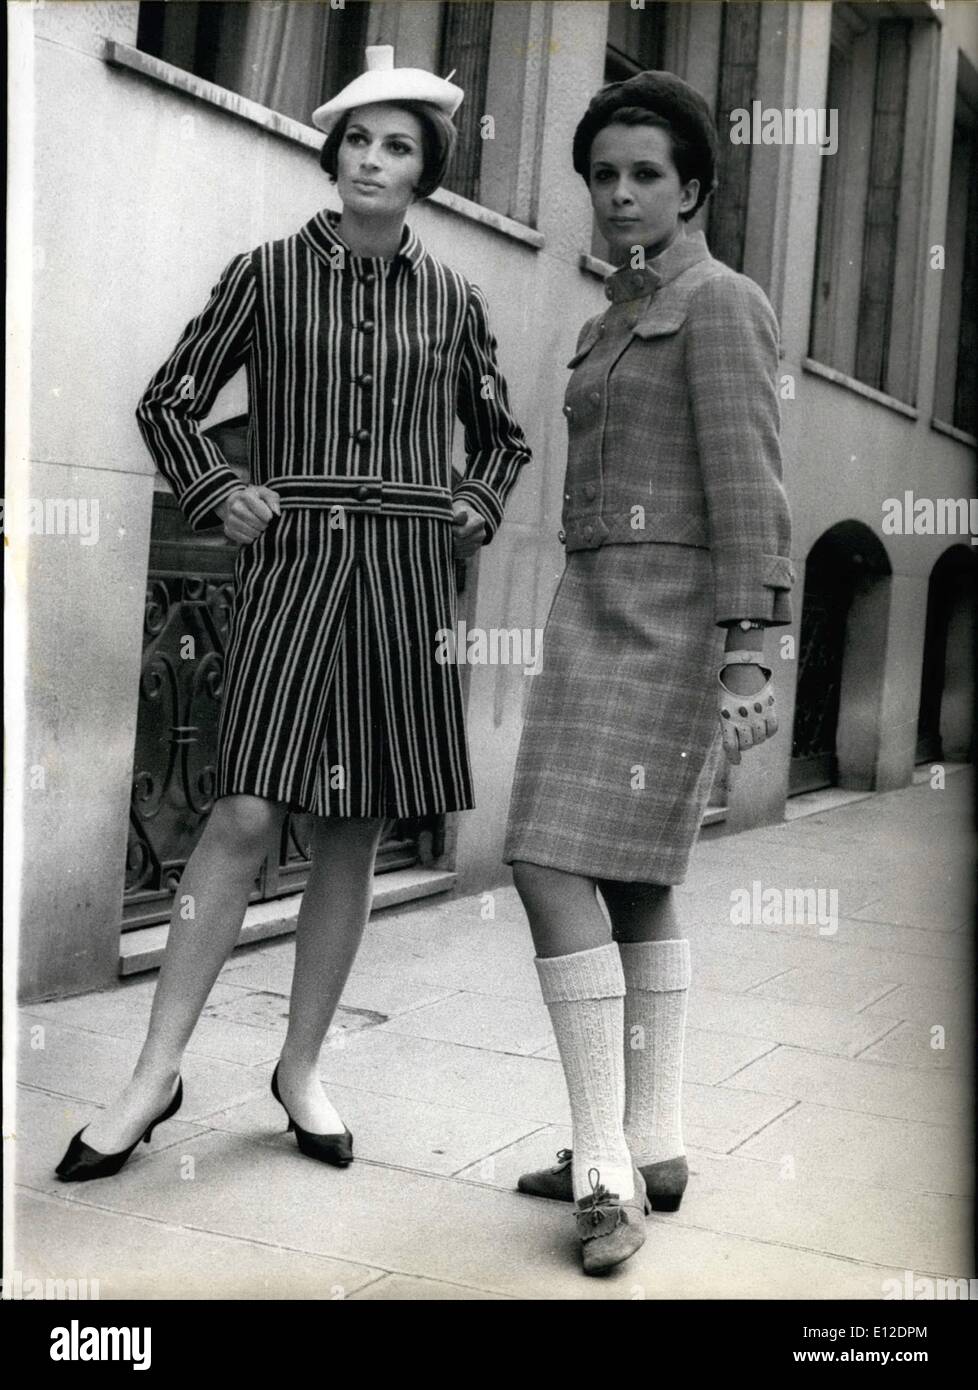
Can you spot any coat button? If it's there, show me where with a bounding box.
[557,529,566,543]
[583,524,593,540]
[359,372,373,386]
[355,429,371,445]
[355,484,369,501]
[363,272,375,284]
[604,283,613,300]
[360,320,375,333]
[589,390,600,405]
[564,492,571,501]
[584,483,597,501]
[597,323,606,335]
[563,404,573,417]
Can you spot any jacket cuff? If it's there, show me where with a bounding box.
[180,468,247,533]
[713,551,796,627]
[451,479,504,545]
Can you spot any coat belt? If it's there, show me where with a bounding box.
[264,475,455,520]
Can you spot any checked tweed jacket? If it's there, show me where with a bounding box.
[560,228,794,625]
[503,228,796,882]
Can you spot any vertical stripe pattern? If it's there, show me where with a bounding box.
[136,209,530,818]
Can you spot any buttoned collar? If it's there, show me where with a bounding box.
[298,207,427,273]
[604,229,712,303]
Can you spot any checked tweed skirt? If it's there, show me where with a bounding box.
[214,509,474,819]
[503,542,728,883]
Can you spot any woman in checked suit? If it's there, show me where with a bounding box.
[503,72,795,1274]
[56,47,530,1182]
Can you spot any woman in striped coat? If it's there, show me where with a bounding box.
[55,51,531,1182]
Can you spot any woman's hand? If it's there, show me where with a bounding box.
[451,502,487,559]
[718,660,778,765]
[217,485,281,544]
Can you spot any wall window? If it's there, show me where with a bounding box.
[809,3,935,404]
[135,1,538,222]
[594,0,756,272]
[933,62,978,438]
[136,0,368,126]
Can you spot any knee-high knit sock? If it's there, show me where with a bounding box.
[619,939,691,1166]
[534,943,634,1203]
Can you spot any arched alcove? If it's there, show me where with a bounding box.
[917,544,977,764]
[791,520,892,794]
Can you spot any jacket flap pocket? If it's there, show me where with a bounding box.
[631,310,686,340]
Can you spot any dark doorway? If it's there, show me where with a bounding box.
[916,545,977,764]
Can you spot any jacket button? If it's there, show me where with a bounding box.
[359,372,373,386]
[597,323,606,336]
[604,283,613,300]
[355,429,371,445]
[355,484,369,501]
[589,390,600,405]
[360,320,375,333]
[584,483,597,501]
[363,272,375,284]
[562,404,573,417]
[557,529,566,543]
[583,525,593,540]
[564,492,571,501]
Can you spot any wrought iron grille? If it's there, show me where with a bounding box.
[123,441,443,931]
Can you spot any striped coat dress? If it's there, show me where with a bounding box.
[136,208,531,819]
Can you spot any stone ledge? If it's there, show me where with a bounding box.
[119,867,457,977]
[102,40,545,253]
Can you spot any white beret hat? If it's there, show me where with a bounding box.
[311,45,464,133]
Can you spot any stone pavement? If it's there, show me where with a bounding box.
[12,769,975,1300]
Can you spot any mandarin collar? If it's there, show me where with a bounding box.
[298,207,427,272]
[604,229,712,303]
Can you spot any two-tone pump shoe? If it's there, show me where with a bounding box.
[575,1165,652,1275]
[55,1076,184,1183]
[518,1147,689,1212]
[270,1063,354,1167]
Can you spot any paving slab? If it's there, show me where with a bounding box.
[745,964,903,1012]
[454,1130,972,1276]
[686,987,899,1057]
[733,1102,973,1196]
[203,1079,543,1179]
[861,983,974,1029]
[43,1127,908,1300]
[858,1020,975,1073]
[16,1019,272,1124]
[13,1188,379,1300]
[720,1044,966,1125]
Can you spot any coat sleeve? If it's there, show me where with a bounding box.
[452,281,532,545]
[685,272,796,626]
[135,252,256,533]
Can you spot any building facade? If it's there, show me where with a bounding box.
[8,0,976,1001]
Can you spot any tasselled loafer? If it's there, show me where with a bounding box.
[575,1165,652,1275]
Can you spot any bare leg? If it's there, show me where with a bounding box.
[274,816,386,1133]
[597,879,679,943]
[80,794,286,1153]
[510,861,610,957]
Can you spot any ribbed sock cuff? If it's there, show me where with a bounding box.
[534,942,625,1004]
[619,938,691,992]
